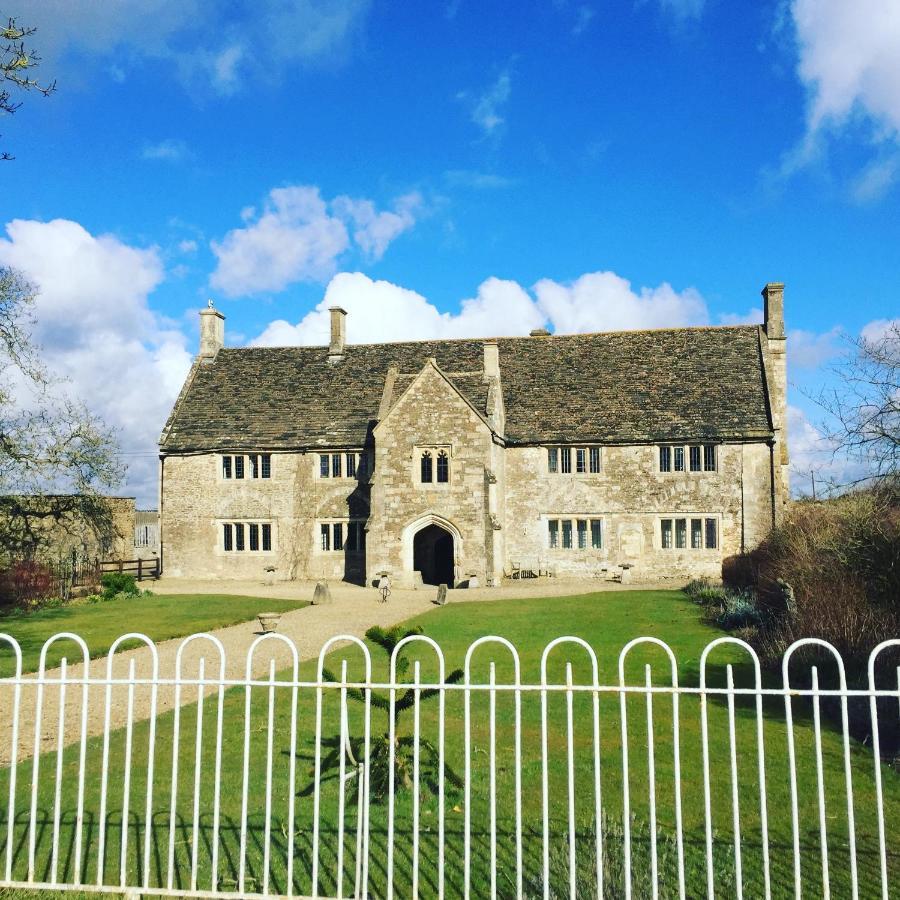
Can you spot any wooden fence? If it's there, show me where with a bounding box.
[1,555,160,607]
[99,556,160,581]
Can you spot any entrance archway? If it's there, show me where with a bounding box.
[413,523,455,586]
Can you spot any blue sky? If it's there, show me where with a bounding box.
[1,0,898,504]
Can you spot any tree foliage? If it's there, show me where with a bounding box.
[1,16,55,160]
[0,267,123,562]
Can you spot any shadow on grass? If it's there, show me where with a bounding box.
[1,805,892,898]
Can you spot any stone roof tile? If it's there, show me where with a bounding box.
[160,325,772,451]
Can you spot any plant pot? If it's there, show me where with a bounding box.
[257,612,282,633]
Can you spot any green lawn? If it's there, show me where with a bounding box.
[1,589,897,898]
[0,594,309,676]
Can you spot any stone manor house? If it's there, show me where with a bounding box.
[158,283,789,586]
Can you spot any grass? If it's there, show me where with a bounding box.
[0,588,898,898]
[0,594,309,676]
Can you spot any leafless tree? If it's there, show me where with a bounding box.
[1,16,55,160]
[814,321,899,489]
[0,268,123,561]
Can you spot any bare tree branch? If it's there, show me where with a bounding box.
[809,322,900,490]
[1,17,56,160]
[0,267,124,561]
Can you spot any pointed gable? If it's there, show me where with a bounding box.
[375,358,495,436]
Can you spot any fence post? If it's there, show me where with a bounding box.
[137,558,142,581]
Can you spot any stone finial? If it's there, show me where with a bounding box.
[199,302,225,361]
[761,282,785,340]
[329,306,348,359]
[312,580,332,605]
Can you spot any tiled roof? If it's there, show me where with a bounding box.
[160,325,773,451]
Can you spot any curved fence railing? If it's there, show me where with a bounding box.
[0,631,897,899]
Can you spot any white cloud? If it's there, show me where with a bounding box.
[572,6,596,36]
[177,239,198,254]
[788,326,841,369]
[331,192,421,261]
[860,316,900,343]
[141,138,191,162]
[251,269,710,347]
[18,0,371,96]
[849,155,900,203]
[533,271,708,333]
[787,404,835,491]
[205,43,244,94]
[444,170,517,189]
[210,186,421,296]
[210,187,349,296]
[787,0,900,191]
[793,0,900,137]
[252,272,542,346]
[459,71,511,137]
[0,218,193,504]
[657,0,705,21]
[785,404,867,494]
[719,307,763,326]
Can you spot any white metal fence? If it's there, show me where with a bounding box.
[0,631,897,899]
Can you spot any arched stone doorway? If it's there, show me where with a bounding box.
[413,523,455,586]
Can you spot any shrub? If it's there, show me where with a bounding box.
[749,488,899,669]
[695,586,731,607]
[99,572,139,598]
[683,577,712,600]
[0,560,55,608]
[715,593,763,631]
[684,578,731,608]
[748,487,900,755]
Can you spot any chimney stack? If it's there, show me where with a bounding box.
[761,281,789,519]
[199,300,225,362]
[329,306,347,359]
[762,282,785,339]
[483,340,500,379]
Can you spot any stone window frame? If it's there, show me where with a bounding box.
[543,514,605,551]
[220,453,273,481]
[657,443,718,475]
[414,445,452,488]
[316,450,370,481]
[546,445,602,475]
[218,519,275,554]
[658,514,720,551]
[315,518,367,554]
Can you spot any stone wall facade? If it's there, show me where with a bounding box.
[366,362,497,586]
[504,441,773,581]
[159,451,370,581]
[160,435,779,585]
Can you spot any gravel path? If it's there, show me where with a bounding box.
[0,577,660,765]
